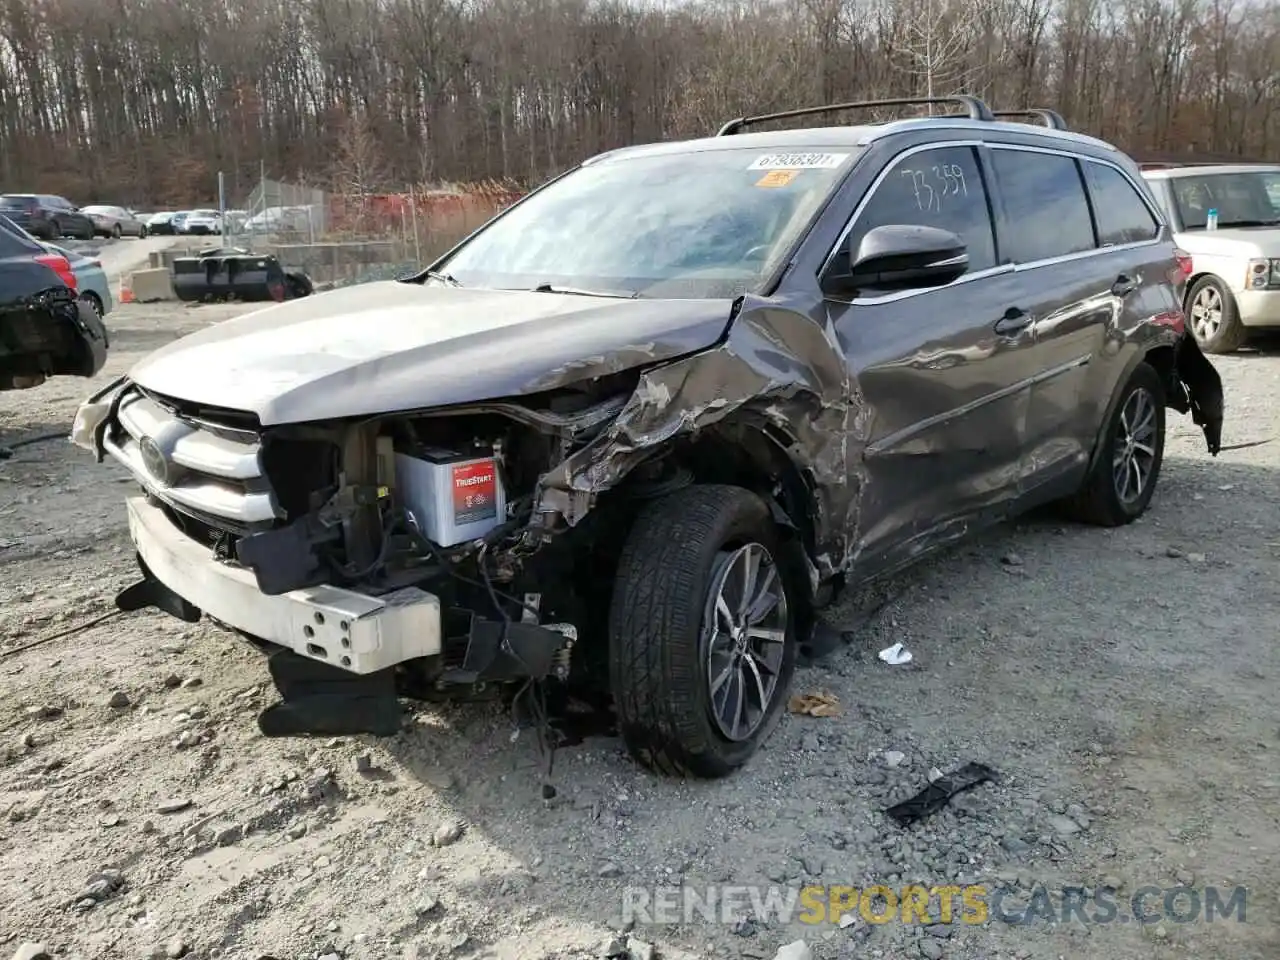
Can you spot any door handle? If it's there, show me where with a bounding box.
[994,307,1032,336]
[1111,274,1140,297]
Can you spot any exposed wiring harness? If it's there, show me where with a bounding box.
[400,517,558,798]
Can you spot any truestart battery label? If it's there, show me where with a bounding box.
[451,460,497,524]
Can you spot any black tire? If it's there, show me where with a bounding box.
[1063,362,1166,527]
[111,224,122,239]
[608,484,797,778]
[49,219,62,238]
[139,225,148,239]
[81,292,104,318]
[1186,276,1246,354]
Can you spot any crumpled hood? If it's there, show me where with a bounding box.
[128,281,736,424]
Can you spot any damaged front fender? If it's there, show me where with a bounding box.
[533,297,861,579]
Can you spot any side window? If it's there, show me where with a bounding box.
[1086,163,1160,245]
[991,149,1095,263]
[839,145,997,278]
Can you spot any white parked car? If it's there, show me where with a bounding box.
[243,205,313,234]
[181,209,223,236]
[1141,163,1280,353]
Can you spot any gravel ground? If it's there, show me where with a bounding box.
[1,299,1278,960]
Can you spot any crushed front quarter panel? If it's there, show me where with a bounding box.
[534,296,864,580]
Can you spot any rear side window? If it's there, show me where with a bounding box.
[841,145,997,274]
[0,216,41,254]
[1086,163,1160,245]
[991,149,1095,263]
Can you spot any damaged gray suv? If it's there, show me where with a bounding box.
[72,97,1223,779]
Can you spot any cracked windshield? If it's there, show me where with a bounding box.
[436,148,858,298]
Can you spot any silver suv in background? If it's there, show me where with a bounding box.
[1141,163,1280,353]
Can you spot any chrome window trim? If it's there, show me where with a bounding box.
[822,139,1166,307]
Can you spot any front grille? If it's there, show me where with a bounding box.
[104,386,279,533]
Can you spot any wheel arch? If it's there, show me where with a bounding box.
[659,415,826,639]
[1084,347,1168,477]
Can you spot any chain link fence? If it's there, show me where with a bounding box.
[211,174,523,288]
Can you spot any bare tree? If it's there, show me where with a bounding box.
[0,0,1277,202]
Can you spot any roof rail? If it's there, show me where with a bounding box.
[991,109,1068,130]
[715,96,995,136]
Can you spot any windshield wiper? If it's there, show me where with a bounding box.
[531,282,638,299]
[424,269,462,286]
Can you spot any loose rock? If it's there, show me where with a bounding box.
[108,691,131,709]
[772,942,812,960]
[156,798,193,814]
[433,821,464,846]
[598,862,624,878]
[181,676,203,689]
[165,938,189,959]
[883,750,906,768]
[919,940,944,960]
[10,943,50,960]
[1048,814,1082,835]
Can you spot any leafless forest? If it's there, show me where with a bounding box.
[0,0,1277,205]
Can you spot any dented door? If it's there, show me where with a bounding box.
[823,143,1040,569]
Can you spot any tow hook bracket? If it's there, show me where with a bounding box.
[259,648,402,737]
[440,615,572,685]
[115,560,202,622]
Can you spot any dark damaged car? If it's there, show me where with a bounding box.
[72,98,1223,778]
[2,213,109,392]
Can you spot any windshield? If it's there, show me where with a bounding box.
[436,147,858,298]
[1171,170,1280,229]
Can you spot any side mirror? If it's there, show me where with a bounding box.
[822,224,968,297]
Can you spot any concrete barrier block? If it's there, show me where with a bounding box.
[130,267,176,302]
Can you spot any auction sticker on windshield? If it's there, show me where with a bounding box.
[756,170,800,188]
[748,153,849,170]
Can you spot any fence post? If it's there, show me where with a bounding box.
[409,184,420,263]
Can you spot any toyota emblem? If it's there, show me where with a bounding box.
[139,436,169,484]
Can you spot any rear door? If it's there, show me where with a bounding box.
[823,140,1044,570]
[985,145,1170,494]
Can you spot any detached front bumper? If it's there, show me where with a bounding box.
[123,495,443,674]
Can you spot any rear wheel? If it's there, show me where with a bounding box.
[81,292,104,319]
[608,484,796,778]
[1063,362,1166,527]
[1187,277,1246,354]
[111,224,122,239]
[49,219,62,238]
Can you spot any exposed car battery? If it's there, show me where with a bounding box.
[394,447,507,547]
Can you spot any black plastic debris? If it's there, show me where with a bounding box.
[884,761,998,827]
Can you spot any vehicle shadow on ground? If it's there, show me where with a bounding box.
[371,453,1279,954]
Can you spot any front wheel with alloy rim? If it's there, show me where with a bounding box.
[1187,276,1246,354]
[609,484,796,778]
[1062,361,1166,527]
